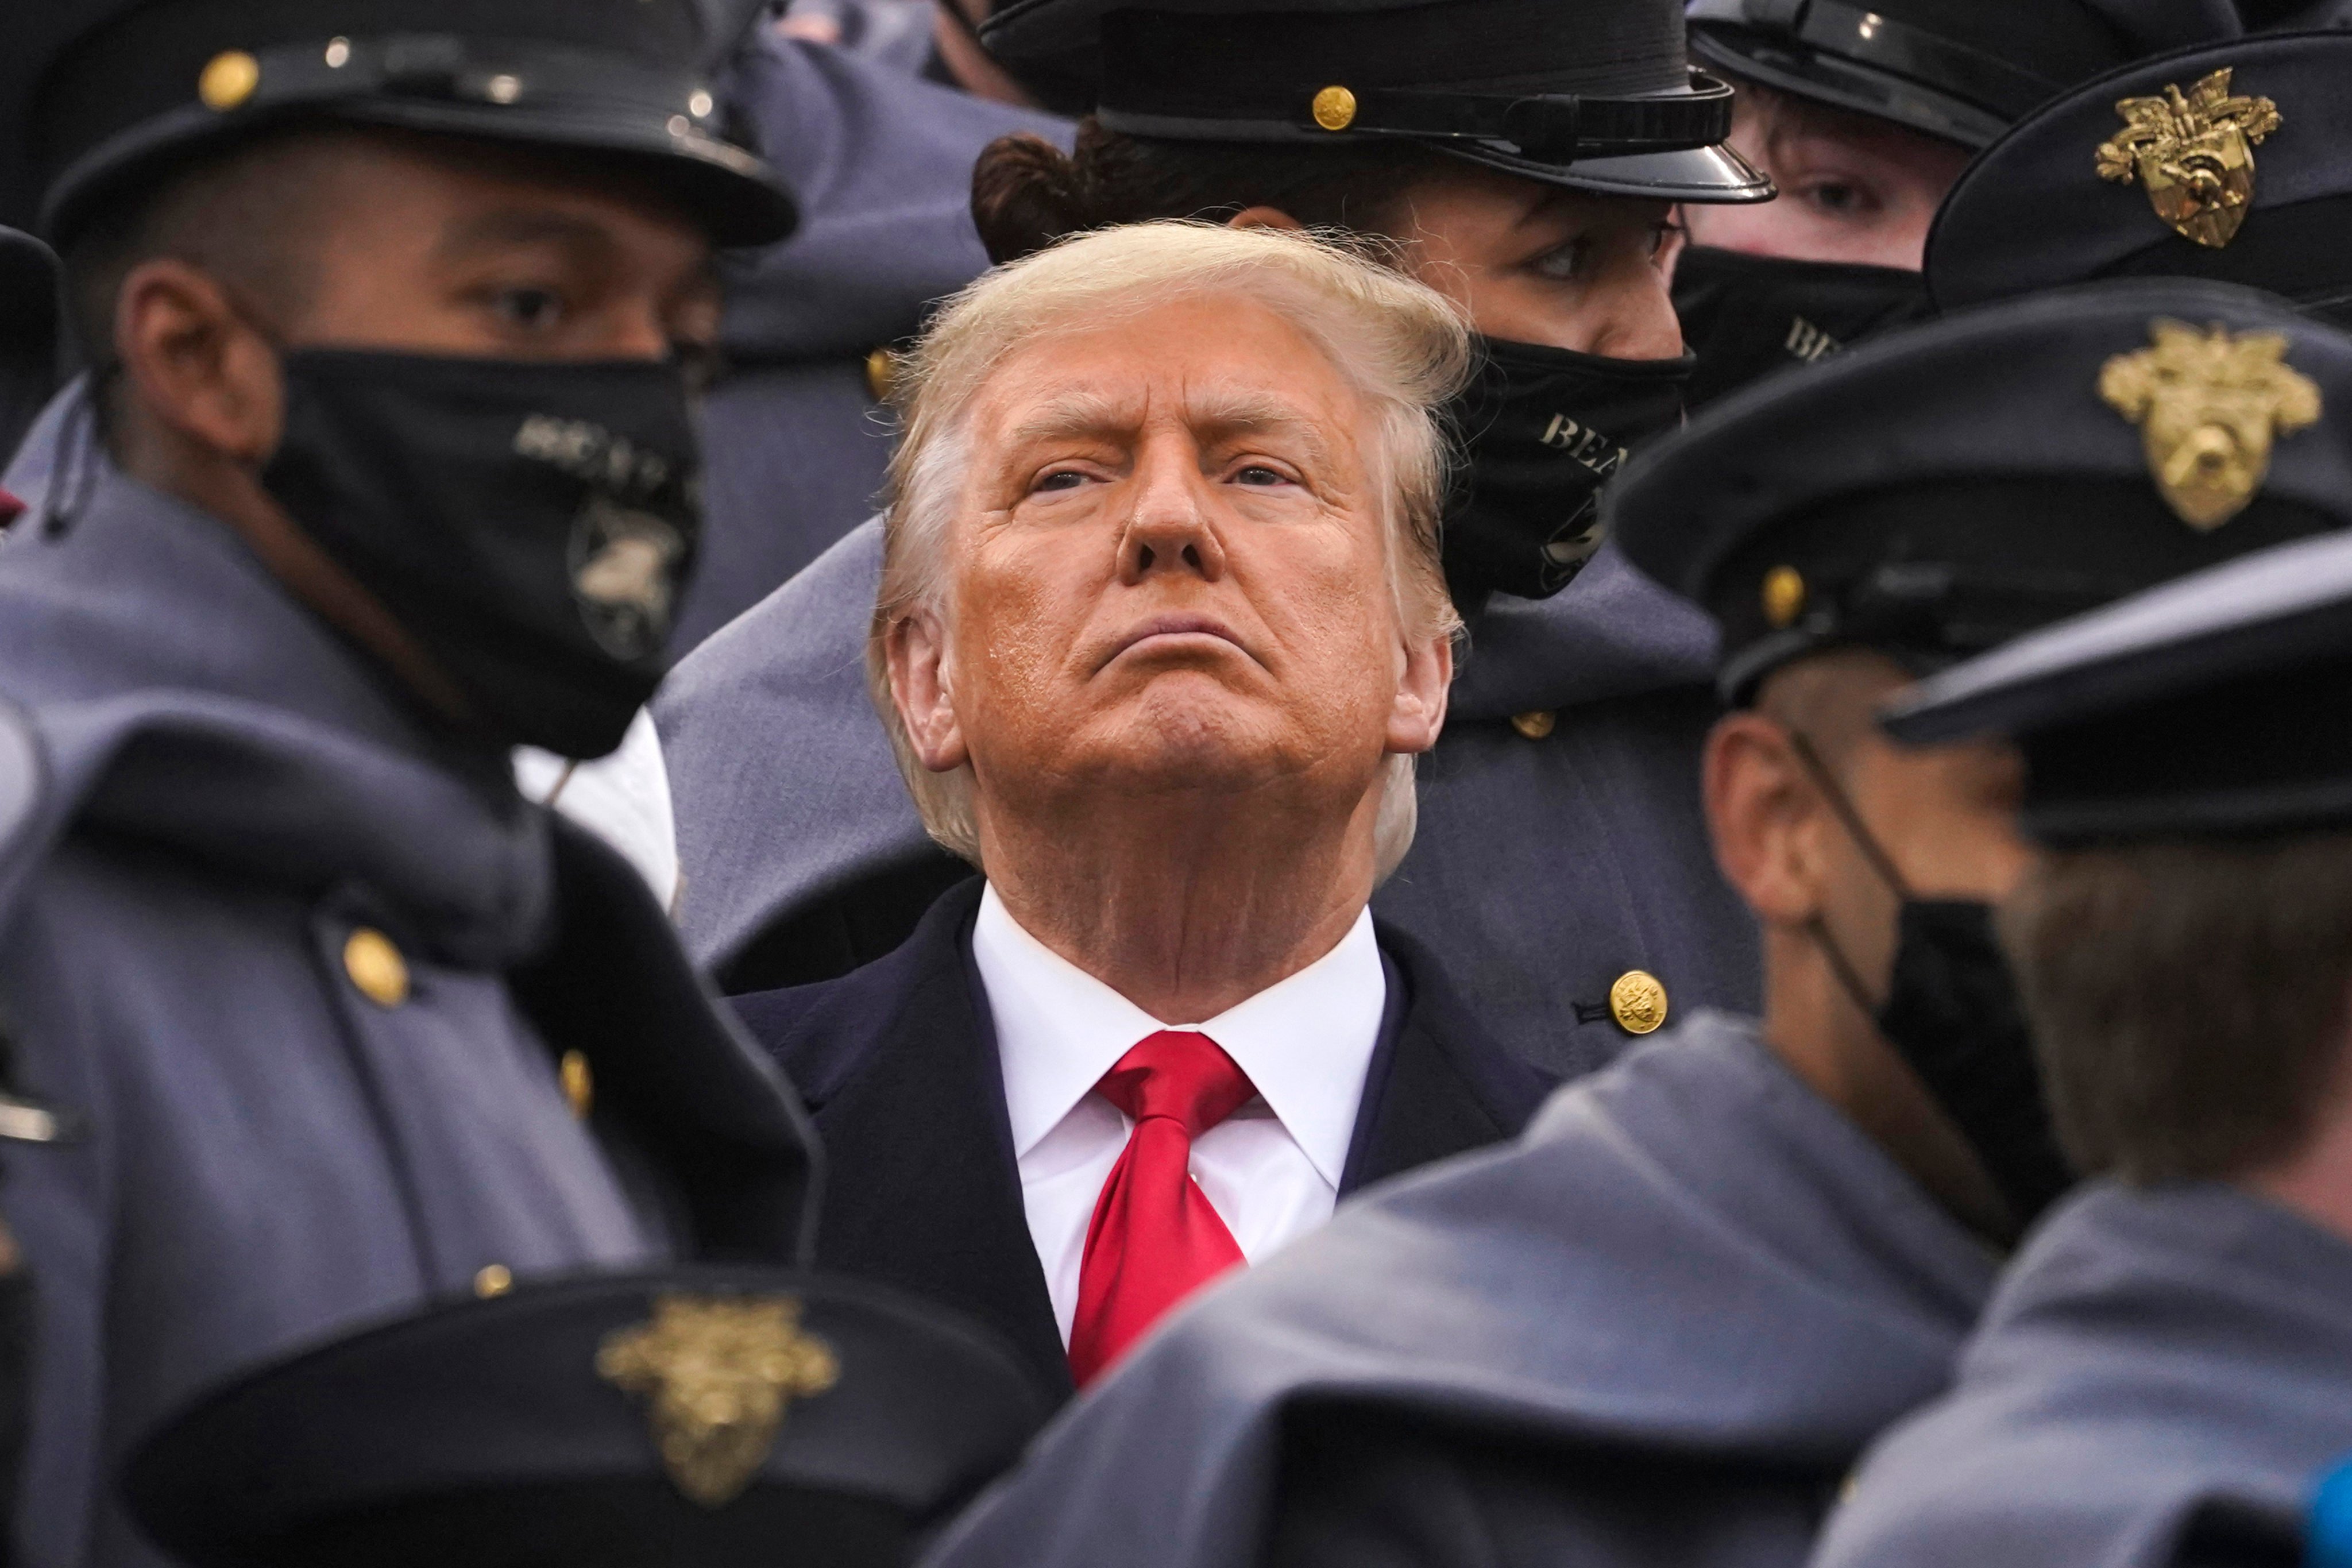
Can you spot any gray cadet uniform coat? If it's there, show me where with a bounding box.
[685,30,1068,647]
[661,521,1760,1080]
[917,1010,1998,1568]
[1811,1181,2352,1568]
[0,405,816,1568]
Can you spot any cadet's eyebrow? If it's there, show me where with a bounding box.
[434,210,621,268]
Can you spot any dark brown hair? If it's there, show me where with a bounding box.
[970,118,1451,265]
[1999,832,2352,1183]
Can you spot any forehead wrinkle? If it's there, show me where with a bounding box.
[999,387,1142,451]
[1180,384,1341,472]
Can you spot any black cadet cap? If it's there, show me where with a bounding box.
[1930,32,2352,325]
[1686,0,2243,149]
[980,0,1773,205]
[1608,277,2352,704]
[1,0,798,249]
[1880,522,2352,845]
[123,1267,1052,1568]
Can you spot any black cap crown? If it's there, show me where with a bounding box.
[1609,277,2352,701]
[1930,31,2352,323]
[1686,0,2243,148]
[125,1269,1051,1568]
[1,0,797,246]
[982,0,1772,204]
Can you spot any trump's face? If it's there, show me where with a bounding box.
[886,292,1450,844]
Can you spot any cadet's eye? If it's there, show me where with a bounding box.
[1530,237,1592,283]
[492,286,568,331]
[1801,180,1877,219]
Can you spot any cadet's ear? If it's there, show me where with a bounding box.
[886,607,971,774]
[114,258,284,464]
[1704,710,1832,927]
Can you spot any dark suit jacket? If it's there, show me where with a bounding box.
[733,878,1555,1403]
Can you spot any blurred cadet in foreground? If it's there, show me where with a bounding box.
[665,0,1771,1081]
[731,223,1550,1405]
[921,277,2352,1568]
[686,1,1067,644]
[1813,526,2352,1564]
[0,3,819,1562]
[1928,28,2352,326]
[1672,0,2238,405]
[120,1269,1045,1568]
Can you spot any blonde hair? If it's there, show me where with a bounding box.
[869,220,1470,872]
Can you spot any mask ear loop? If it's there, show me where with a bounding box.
[39,364,118,540]
[1785,726,1912,1023]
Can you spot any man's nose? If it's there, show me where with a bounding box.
[1117,451,1229,586]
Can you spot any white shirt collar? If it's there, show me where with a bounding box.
[972,883,1387,1189]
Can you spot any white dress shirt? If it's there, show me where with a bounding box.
[971,884,1387,1345]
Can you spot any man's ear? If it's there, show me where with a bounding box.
[885,607,971,774]
[1384,630,1453,757]
[1227,206,1308,233]
[115,257,284,464]
[1704,710,1831,927]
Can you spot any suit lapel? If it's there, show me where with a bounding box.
[798,884,1075,1401]
[1340,929,1558,1194]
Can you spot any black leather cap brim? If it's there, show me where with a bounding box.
[1441,140,1772,203]
[42,98,796,251]
[1688,28,2003,148]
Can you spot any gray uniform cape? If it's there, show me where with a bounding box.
[1812,1181,2352,1568]
[0,408,816,1568]
[685,32,1068,646]
[919,1010,1996,1568]
[659,520,1760,1079]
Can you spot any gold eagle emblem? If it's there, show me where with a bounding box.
[2095,69,2280,249]
[2099,320,2321,530]
[597,1293,841,1507]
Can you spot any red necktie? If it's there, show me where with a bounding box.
[1067,1030,1257,1386]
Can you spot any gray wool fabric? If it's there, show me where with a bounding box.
[0,401,808,1568]
[1812,1181,2352,1568]
[659,517,1760,1079]
[919,1010,1997,1568]
[682,33,1069,646]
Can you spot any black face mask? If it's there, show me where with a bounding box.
[1442,337,1693,609]
[1789,733,2076,1231]
[262,351,702,761]
[1671,246,1936,412]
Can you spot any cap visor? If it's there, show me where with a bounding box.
[1442,141,1772,203]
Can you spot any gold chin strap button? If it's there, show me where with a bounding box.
[1609,970,1669,1036]
[198,50,262,112]
[342,928,410,1009]
[1511,710,1557,741]
[864,346,897,404]
[1312,85,1358,132]
[473,1264,514,1299]
[560,1051,595,1121]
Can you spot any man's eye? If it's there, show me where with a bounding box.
[1033,470,1088,493]
[1232,465,1291,486]
[492,287,567,330]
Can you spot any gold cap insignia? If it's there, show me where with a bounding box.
[1311,86,1357,132]
[597,1293,840,1508]
[2099,319,2321,530]
[2095,68,2280,249]
[198,50,262,112]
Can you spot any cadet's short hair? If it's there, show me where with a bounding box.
[870,219,1469,874]
[1999,833,2352,1183]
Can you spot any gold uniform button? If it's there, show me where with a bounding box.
[198,50,262,112]
[1312,85,1358,131]
[560,1050,595,1121]
[1761,564,1806,629]
[342,928,410,1009]
[864,346,897,404]
[1511,709,1557,741]
[1609,970,1669,1036]
[473,1264,513,1299]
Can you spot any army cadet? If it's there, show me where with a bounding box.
[685,6,1068,644]
[118,1268,1045,1567]
[1928,28,2352,327]
[664,0,1772,1080]
[0,5,824,1563]
[1670,0,2237,406]
[914,277,2352,1568]
[1814,527,2352,1567]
